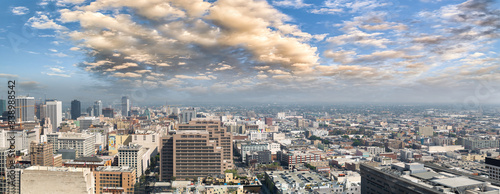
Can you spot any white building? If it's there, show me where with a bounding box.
[45,100,62,132]
[180,108,196,123]
[47,132,96,158]
[118,144,148,179]
[15,96,35,122]
[77,117,100,130]
[130,132,161,156]
[21,166,94,194]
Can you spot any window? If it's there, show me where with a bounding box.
[134,135,137,140]
[152,135,155,142]
[143,136,146,141]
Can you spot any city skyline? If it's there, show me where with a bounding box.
[0,0,499,104]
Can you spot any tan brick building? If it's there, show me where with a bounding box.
[94,166,136,194]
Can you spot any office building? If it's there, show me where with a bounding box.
[86,107,94,117]
[121,96,130,117]
[241,143,268,163]
[45,100,62,132]
[0,148,21,194]
[178,118,233,170]
[77,117,100,130]
[71,100,81,120]
[102,108,114,118]
[461,137,499,150]
[118,144,146,178]
[30,142,53,166]
[180,108,196,123]
[278,151,320,169]
[486,157,500,181]
[94,166,136,194]
[15,96,35,122]
[160,130,224,181]
[0,99,6,114]
[265,117,272,126]
[21,166,94,194]
[93,100,102,117]
[47,132,96,158]
[360,162,500,194]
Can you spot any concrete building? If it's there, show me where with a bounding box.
[118,144,147,179]
[15,96,35,122]
[121,96,130,117]
[485,157,500,181]
[77,117,100,130]
[418,126,434,137]
[178,118,233,170]
[160,130,224,181]
[0,148,21,194]
[180,108,196,123]
[21,166,94,194]
[241,143,268,163]
[45,100,62,132]
[94,166,136,194]
[71,100,81,120]
[102,108,114,118]
[93,100,102,117]
[130,132,161,156]
[30,142,53,166]
[461,137,499,150]
[360,162,500,194]
[47,132,96,158]
[278,151,321,169]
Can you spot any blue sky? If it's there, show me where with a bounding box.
[0,0,499,107]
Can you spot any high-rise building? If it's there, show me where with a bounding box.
[102,108,114,118]
[30,141,53,166]
[87,106,94,117]
[94,166,136,194]
[265,117,273,126]
[118,144,146,179]
[178,118,233,170]
[485,157,500,181]
[15,96,35,122]
[121,96,130,117]
[160,130,224,181]
[180,108,196,123]
[93,100,102,117]
[0,148,21,194]
[0,99,6,114]
[71,100,81,120]
[45,100,62,131]
[47,132,96,158]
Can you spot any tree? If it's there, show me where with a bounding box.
[352,139,362,147]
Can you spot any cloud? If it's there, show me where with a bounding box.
[11,6,29,15]
[44,66,71,77]
[273,0,312,9]
[27,15,67,30]
[0,73,18,78]
[18,81,45,91]
[309,8,343,15]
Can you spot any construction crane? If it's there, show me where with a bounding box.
[16,103,36,130]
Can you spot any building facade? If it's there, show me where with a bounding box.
[121,96,130,117]
[47,132,96,158]
[30,142,53,166]
[45,100,62,131]
[71,100,81,120]
[94,166,136,194]
[15,96,35,122]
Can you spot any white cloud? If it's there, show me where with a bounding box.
[273,0,312,9]
[11,6,29,15]
[28,15,67,30]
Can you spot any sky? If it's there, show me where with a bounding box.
[0,0,499,107]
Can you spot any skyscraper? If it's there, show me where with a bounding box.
[86,106,94,117]
[45,100,62,131]
[15,96,35,122]
[102,108,114,118]
[121,96,130,117]
[93,100,102,117]
[70,100,81,120]
[0,99,6,114]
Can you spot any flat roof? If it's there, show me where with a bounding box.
[431,177,485,188]
[411,172,440,180]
